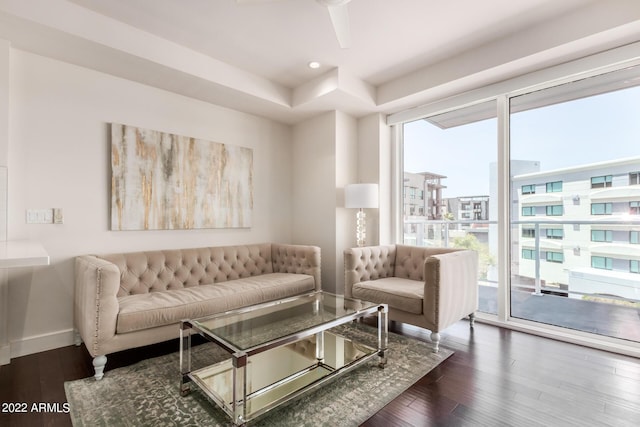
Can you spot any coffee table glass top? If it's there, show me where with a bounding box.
[193,292,377,351]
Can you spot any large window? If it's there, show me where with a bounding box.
[509,64,640,343]
[403,100,497,313]
[400,60,640,349]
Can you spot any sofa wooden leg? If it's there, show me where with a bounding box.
[430,332,440,353]
[93,355,107,381]
[469,312,476,328]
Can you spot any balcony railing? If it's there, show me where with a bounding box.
[403,218,640,304]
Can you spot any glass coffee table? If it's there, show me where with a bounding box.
[179,291,388,426]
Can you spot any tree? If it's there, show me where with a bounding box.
[452,233,495,280]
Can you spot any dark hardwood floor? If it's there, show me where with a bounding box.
[1,320,639,426]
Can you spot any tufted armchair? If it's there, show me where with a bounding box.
[344,245,478,352]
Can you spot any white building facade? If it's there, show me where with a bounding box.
[513,157,640,301]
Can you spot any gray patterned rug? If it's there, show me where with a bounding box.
[64,323,453,426]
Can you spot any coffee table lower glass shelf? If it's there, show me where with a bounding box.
[179,291,388,426]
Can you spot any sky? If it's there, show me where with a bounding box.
[404,84,640,198]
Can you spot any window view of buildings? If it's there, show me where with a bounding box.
[404,156,640,303]
[513,157,640,301]
[403,172,490,256]
[402,65,640,345]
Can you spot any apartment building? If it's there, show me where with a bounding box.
[513,157,640,300]
[403,171,446,219]
[404,172,491,246]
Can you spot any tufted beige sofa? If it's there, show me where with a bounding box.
[75,243,321,380]
[344,245,478,352]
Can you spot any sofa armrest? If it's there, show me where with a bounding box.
[423,249,479,332]
[74,255,122,357]
[344,245,396,299]
[271,244,322,291]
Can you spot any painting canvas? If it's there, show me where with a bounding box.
[110,124,253,230]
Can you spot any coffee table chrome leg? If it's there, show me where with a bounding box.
[232,352,248,426]
[377,304,389,368]
[180,375,191,396]
[315,331,325,362]
[179,321,192,396]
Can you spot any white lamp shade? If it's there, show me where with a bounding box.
[345,183,379,209]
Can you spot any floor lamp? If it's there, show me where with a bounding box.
[345,183,379,247]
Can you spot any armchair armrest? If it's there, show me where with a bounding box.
[423,249,479,331]
[74,255,121,356]
[344,245,395,298]
[271,244,322,291]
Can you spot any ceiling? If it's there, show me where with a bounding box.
[2,0,640,124]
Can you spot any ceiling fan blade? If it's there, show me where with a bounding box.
[327,4,351,48]
[236,0,282,3]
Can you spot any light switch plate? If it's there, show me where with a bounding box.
[53,208,63,224]
[26,208,56,224]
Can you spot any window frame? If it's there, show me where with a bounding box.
[545,205,563,216]
[591,256,613,270]
[545,251,564,263]
[522,184,536,195]
[591,230,613,242]
[392,50,640,356]
[591,202,613,215]
[546,228,564,239]
[546,181,562,193]
[522,206,535,216]
[591,175,613,188]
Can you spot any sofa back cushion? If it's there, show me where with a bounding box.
[100,244,274,297]
[394,245,460,281]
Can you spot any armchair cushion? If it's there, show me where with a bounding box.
[352,277,423,315]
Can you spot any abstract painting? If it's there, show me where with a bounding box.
[110,124,253,230]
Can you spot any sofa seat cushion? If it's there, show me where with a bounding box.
[116,273,315,334]
[352,277,423,315]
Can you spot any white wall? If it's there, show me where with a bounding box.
[292,112,338,292]
[335,111,358,290]
[291,111,359,294]
[6,50,294,357]
[357,113,392,245]
[0,40,9,363]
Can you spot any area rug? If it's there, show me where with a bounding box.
[65,323,453,426]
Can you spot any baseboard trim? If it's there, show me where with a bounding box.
[10,328,76,360]
[0,344,9,365]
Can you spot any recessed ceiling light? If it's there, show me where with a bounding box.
[308,61,321,69]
